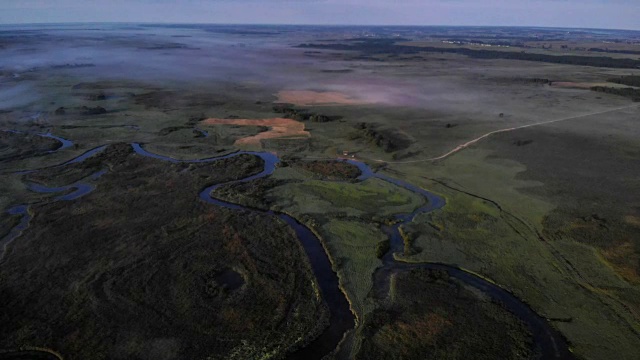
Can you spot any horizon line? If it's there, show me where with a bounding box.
[0,21,639,32]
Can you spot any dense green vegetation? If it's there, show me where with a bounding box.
[356,269,533,360]
[0,132,61,163]
[482,125,640,287]
[0,350,61,360]
[272,104,343,123]
[516,78,551,85]
[0,144,327,360]
[349,122,412,153]
[282,178,423,217]
[588,48,640,55]
[80,106,107,115]
[607,75,640,87]
[0,213,21,241]
[375,239,390,259]
[289,160,361,180]
[591,86,640,101]
[299,38,640,69]
[3,24,640,360]
[320,220,385,320]
[396,121,640,359]
[133,90,226,110]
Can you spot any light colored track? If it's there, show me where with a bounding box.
[373,103,639,164]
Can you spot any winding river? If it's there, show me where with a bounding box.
[2,130,73,152]
[341,159,571,359]
[2,134,572,359]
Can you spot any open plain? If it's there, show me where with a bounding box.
[1,24,640,359]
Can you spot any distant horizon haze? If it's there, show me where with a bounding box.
[0,0,638,31]
[0,22,639,33]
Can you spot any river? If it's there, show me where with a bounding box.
[1,134,572,359]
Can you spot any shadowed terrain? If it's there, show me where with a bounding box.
[0,144,327,360]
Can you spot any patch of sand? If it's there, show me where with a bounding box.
[200,117,309,145]
[276,90,364,106]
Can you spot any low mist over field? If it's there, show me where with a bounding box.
[0,24,546,118]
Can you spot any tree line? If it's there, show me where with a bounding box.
[298,39,640,69]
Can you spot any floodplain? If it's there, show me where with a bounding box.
[1,24,640,360]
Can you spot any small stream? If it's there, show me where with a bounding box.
[26,168,106,201]
[39,132,74,151]
[344,157,570,358]
[0,205,32,263]
[2,135,572,359]
[193,127,209,138]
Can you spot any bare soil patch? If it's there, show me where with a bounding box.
[200,117,310,145]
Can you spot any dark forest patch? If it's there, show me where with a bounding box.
[298,39,640,69]
[357,269,533,360]
[350,122,412,153]
[272,104,343,123]
[0,131,60,163]
[0,144,326,360]
[134,91,225,110]
[292,160,361,180]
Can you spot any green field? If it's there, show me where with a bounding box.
[2,24,640,360]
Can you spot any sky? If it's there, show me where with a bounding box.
[0,0,638,30]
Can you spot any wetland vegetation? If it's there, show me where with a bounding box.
[357,269,533,360]
[2,23,640,360]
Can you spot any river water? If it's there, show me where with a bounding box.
[2,136,572,359]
